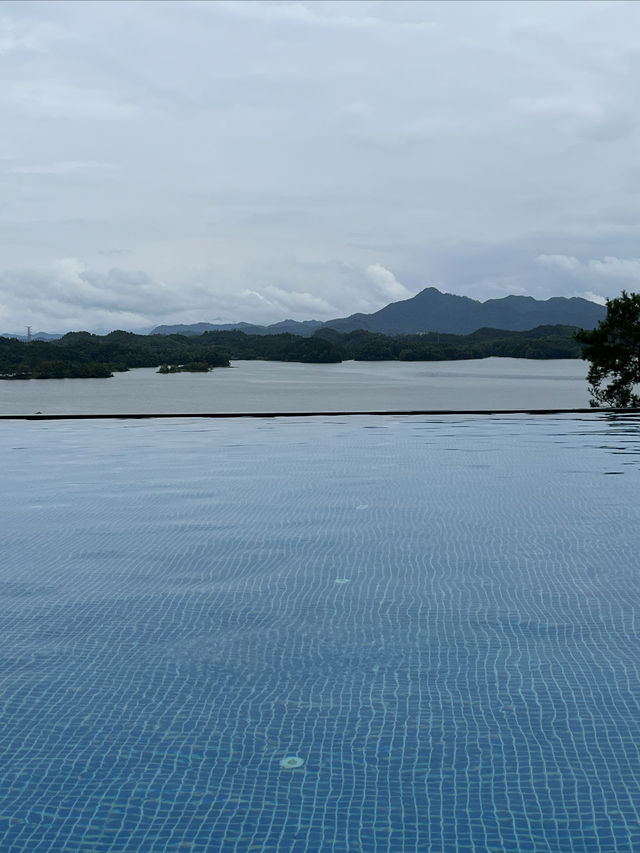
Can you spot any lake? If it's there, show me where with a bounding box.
[0,358,591,414]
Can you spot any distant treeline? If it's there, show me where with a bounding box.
[0,324,583,379]
[0,330,230,379]
[193,324,582,362]
[316,325,582,361]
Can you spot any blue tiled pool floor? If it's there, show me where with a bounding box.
[1,414,640,852]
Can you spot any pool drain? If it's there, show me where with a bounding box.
[280,755,304,769]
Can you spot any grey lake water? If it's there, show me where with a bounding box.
[0,358,591,415]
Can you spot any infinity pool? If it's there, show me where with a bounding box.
[2,415,640,852]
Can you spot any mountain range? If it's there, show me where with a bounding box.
[4,287,606,341]
[152,287,606,337]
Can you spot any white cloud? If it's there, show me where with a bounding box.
[337,102,374,120]
[1,80,137,120]
[0,16,61,54]
[537,253,640,282]
[9,161,117,175]
[365,264,412,302]
[0,258,420,333]
[511,94,600,120]
[536,254,582,273]
[208,1,436,31]
[0,259,178,332]
[261,285,334,315]
[576,290,607,306]
[535,253,640,302]
[51,257,85,284]
[586,256,640,280]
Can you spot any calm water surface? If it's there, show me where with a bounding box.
[0,358,590,414]
[2,413,640,851]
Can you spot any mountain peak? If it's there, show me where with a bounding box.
[151,287,606,338]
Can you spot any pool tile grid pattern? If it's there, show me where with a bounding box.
[1,414,640,851]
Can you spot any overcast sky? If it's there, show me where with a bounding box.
[3,0,640,332]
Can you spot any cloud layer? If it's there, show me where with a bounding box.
[2,1,640,331]
[0,258,417,333]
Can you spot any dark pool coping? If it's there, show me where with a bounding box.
[1,408,639,420]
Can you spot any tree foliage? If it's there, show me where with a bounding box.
[0,331,231,379]
[0,323,584,380]
[576,291,640,408]
[314,325,582,362]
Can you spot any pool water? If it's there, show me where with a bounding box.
[1,414,640,852]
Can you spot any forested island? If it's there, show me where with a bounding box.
[0,324,583,379]
[0,330,231,379]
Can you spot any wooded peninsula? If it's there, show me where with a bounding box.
[0,324,583,379]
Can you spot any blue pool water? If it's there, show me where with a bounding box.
[1,414,640,852]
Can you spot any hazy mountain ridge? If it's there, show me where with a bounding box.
[151,287,605,337]
[151,319,324,337]
[2,331,62,341]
